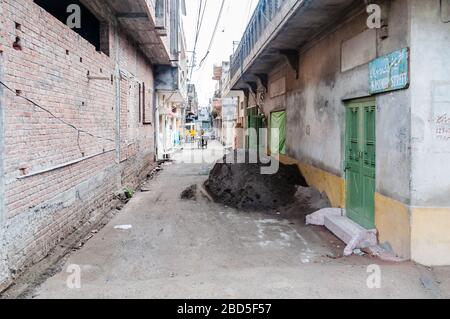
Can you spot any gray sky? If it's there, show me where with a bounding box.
[183,0,257,107]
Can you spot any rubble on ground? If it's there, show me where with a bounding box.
[362,244,409,262]
[181,184,197,200]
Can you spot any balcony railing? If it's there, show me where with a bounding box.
[230,0,287,80]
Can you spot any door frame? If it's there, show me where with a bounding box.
[344,97,377,229]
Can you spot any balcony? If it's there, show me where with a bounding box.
[154,0,169,36]
[155,65,188,106]
[229,0,360,90]
[87,0,172,65]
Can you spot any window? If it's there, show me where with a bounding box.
[139,83,142,123]
[34,0,109,55]
[142,83,153,125]
[155,0,167,29]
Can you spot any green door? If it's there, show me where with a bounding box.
[247,115,258,150]
[247,108,265,152]
[345,99,376,229]
[270,111,286,155]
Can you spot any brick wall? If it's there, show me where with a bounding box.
[0,0,7,289]
[0,0,157,290]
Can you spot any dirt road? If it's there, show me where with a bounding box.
[26,141,450,298]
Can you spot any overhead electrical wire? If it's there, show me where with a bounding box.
[188,0,203,82]
[189,0,208,82]
[196,0,226,70]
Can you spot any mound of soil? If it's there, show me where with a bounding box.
[181,184,197,200]
[204,150,308,210]
[294,186,331,210]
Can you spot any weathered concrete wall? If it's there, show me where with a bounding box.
[410,0,450,207]
[239,0,449,264]
[374,0,412,204]
[370,0,412,259]
[259,0,413,258]
[409,0,450,265]
[0,0,156,289]
[262,0,411,199]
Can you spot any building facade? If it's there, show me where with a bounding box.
[212,64,223,142]
[155,0,188,159]
[187,83,199,117]
[212,62,243,148]
[0,0,182,290]
[229,0,450,265]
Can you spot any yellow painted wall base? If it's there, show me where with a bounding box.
[277,155,450,266]
[375,193,411,259]
[375,194,450,265]
[411,207,450,266]
[278,154,345,208]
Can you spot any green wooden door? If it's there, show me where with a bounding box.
[247,112,264,152]
[270,111,286,155]
[248,115,257,150]
[345,99,376,229]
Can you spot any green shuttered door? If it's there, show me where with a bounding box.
[345,99,376,229]
[247,112,264,152]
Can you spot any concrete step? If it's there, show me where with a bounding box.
[324,215,365,245]
[324,215,377,255]
[306,208,345,226]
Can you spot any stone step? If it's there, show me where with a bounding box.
[305,208,345,226]
[324,215,377,255]
[324,215,367,245]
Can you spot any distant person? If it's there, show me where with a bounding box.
[200,129,207,149]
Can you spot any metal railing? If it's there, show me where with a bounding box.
[230,0,287,80]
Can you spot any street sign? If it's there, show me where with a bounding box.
[369,48,409,94]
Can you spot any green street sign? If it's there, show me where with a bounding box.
[369,48,410,94]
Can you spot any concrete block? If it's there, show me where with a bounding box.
[324,215,377,256]
[306,208,345,226]
[324,215,362,244]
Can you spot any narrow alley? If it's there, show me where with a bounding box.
[22,143,449,299]
[1,0,450,303]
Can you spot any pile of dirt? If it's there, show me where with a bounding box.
[204,150,308,211]
[293,186,331,212]
[181,184,197,200]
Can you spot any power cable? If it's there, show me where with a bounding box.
[196,0,226,70]
[189,0,208,82]
[188,0,203,82]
